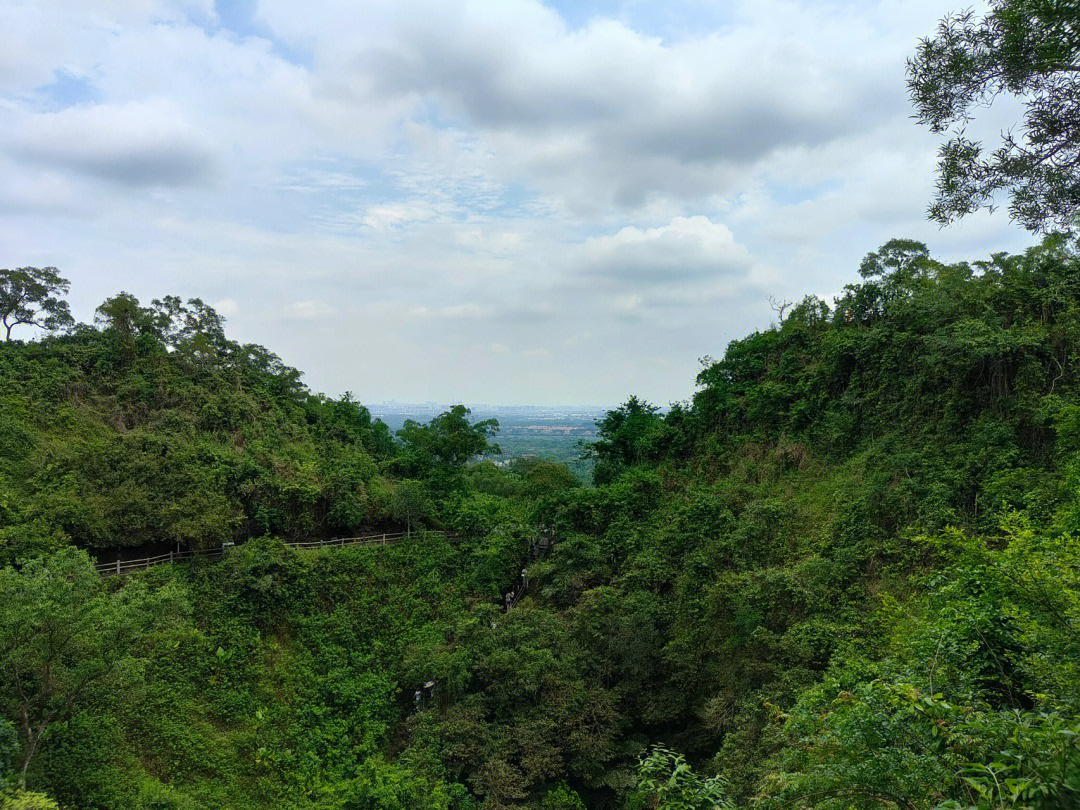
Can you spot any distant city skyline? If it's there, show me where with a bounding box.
[367,401,612,418]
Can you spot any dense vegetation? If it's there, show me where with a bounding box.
[0,292,406,560]
[3,234,1080,809]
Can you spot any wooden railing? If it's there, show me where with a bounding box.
[96,530,435,576]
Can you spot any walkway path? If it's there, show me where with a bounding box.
[504,531,554,610]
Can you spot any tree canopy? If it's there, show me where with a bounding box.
[909,0,1080,231]
[0,268,73,342]
[396,404,500,480]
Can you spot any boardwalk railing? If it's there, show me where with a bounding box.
[96,530,437,576]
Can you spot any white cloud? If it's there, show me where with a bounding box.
[213,297,240,318]
[611,294,643,315]
[362,200,437,230]
[410,303,493,320]
[581,216,751,283]
[289,300,336,320]
[7,100,216,187]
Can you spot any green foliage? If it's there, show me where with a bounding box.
[0,293,397,558]
[634,748,730,810]
[908,1,1080,231]
[0,267,73,342]
[135,778,200,810]
[768,518,1080,809]
[331,756,464,810]
[397,405,500,476]
[541,782,587,810]
[512,458,581,500]
[0,548,186,782]
[0,722,16,794]
[0,790,59,810]
[589,396,668,484]
[392,479,432,534]
[4,238,1080,809]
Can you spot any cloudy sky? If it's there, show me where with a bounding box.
[1,0,1031,406]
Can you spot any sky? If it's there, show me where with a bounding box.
[0,0,1032,407]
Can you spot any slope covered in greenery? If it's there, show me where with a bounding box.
[0,294,398,561]
[2,238,1079,809]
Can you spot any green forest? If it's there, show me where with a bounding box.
[5,234,1080,809]
[3,2,1080,809]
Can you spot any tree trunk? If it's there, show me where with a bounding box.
[19,724,44,786]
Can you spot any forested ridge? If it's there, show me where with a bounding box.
[2,234,1080,809]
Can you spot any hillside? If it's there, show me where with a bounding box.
[0,294,402,562]
[2,238,1079,809]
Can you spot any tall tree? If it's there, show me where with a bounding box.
[0,268,74,342]
[93,292,151,367]
[0,549,185,782]
[391,479,431,536]
[397,405,500,472]
[908,1,1080,232]
[589,396,666,484]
